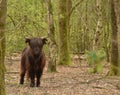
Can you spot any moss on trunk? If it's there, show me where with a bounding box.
[108,0,120,76]
[0,0,7,95]
[58,0,71,65]
[46,0,57,72]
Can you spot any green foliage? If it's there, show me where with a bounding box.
[6,0,111,62]
[70,0,111,53]
[6,0,47,54]
[85,49,106,73]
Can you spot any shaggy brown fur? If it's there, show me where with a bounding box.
[20,37,47,87]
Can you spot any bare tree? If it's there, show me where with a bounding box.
[92,0,103,73]
[108,0,120,75]
[0,0,7,95]
[46,0,57,72]
[93,0,103,50]
[58,0,71,65]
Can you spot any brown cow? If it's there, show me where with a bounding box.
[20,37,47,87]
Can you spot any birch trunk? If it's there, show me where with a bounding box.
[92,0,103,73]
[93,0,102,50]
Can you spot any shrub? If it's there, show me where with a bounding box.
[85,49,106,73]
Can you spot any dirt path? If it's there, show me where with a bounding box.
[5,55,120,95]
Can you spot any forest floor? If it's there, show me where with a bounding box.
[5,53,120,95]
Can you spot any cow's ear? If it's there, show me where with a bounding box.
[25,38,31,43]
[42,38,47,44]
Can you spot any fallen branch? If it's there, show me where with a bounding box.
[87,76,107,84]
[5,71,19,74]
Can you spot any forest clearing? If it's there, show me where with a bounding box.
[5,54,120,95]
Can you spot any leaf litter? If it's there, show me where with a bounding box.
[5,55,120,95]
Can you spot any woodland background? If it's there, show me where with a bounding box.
[0,0,120,95]
[6,0,110,55]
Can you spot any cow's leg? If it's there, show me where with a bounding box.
[20,69,26,84]
[29,70,35,87]
[28,56,35,87]
[36,69,43,87]
[20,56,26,84]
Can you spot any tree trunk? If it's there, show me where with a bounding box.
[46,0,57,72]
[108,0,120,75]
[93,0,102,50]
[84,0,89,51]
[0,0,7,95]
[66,0,72,43]
[58,0,71,65]
[92,0,103,73]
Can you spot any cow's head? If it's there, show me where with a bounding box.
[25,37,47,57]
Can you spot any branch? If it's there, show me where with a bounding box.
[87,76,106,84]
[5,71,19,74]
[69,0,84,17]
[7,14,16,26]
